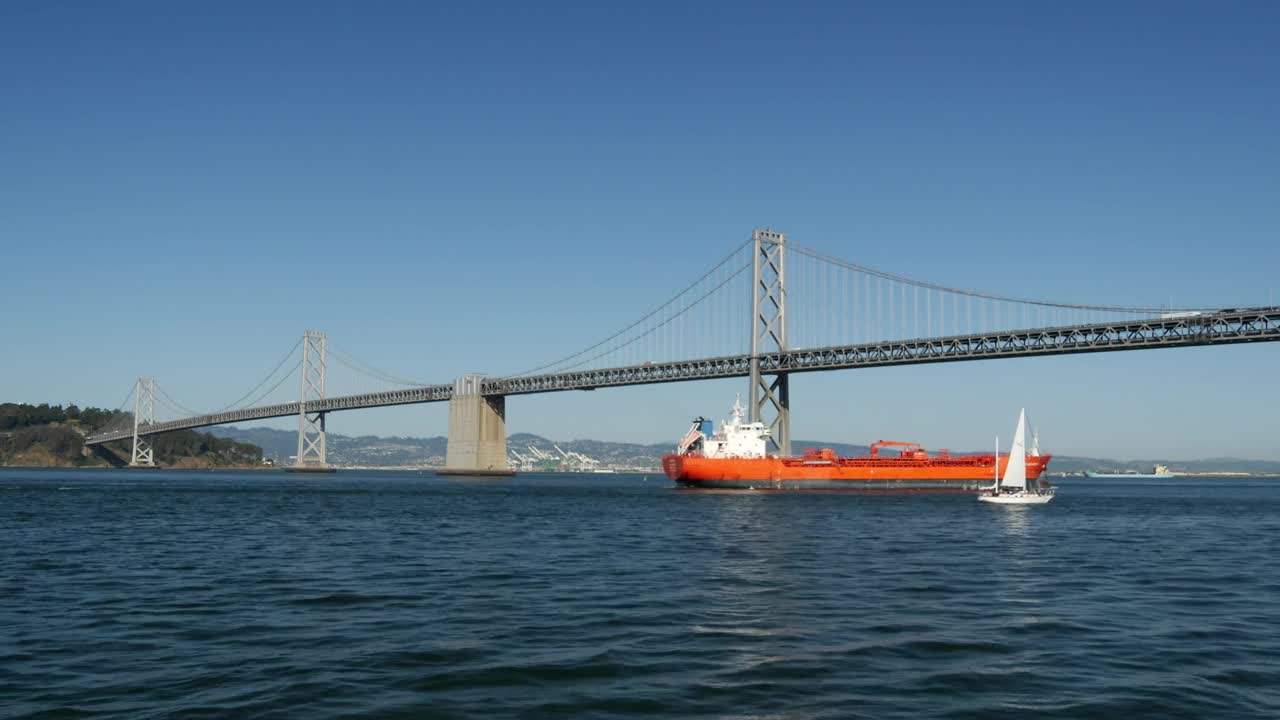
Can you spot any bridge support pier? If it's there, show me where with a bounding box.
[440,375,513,476]
[288,330,335,473]
[129,376,156,468]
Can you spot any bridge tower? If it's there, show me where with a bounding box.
[439,375,514,476]
[129,376,156,467]
[749,228,790,456]
[290,330,334,472]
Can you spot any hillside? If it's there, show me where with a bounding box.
[207,425,1280,475]
[210,426,665,469]
[1,402,264,469]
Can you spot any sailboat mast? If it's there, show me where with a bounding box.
[994,436,1000,494]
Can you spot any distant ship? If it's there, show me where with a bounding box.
[662,397,1052,491]
[1083,464,1175,479]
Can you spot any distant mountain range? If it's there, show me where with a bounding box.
[208,426,1280,475]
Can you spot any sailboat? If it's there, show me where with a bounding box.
[979,409,1055,505]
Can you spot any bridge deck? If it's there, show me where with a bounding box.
[84,307,1280,445]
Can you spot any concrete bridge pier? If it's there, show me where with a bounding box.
[439,375,513,476]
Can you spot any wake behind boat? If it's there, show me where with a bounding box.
[979,409,1055,505]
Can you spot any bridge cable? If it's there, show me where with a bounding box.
[154,389,200,420]
[503,239,753,377]
[240,358,304,410]
[133,339,305,420]
[548,258,754,373]
[156,385,204,417]
[327,343,431,387]
[210,338,304,413]
[327,350,423,388]
[792,245,1215,314]
[102,383,138,435]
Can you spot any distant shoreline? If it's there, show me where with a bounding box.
[1052,471,1276,478]
[0,463,271,471]
[4,466,1276,479]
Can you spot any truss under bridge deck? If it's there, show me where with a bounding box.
[85,384,453,445]
[484,307,1280,394]
[84,307,1280,445]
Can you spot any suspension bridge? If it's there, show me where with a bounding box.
[84,229,1280,473]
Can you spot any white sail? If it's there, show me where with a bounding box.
[1001,409,1028,491]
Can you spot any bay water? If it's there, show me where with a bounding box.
[3,469,1279,718]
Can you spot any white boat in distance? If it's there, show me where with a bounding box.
[979,409,1055,505]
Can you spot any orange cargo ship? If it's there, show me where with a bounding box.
[662,398,1052,491]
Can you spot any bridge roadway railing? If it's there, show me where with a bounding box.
[85,383,454,445]
[484,306,1280,395]
[762,306,1279,377]
[85,307,1279,444]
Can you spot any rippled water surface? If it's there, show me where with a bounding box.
[4,469,1280,719]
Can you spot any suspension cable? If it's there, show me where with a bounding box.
[137,339,305,419]
[504,239,754,377]
[212,338,303,412]
[548,259,754,373]
[328,343,430,387]
[239,359,304,410]
[157,386,203,417]
[103,384,138,433]
[114,384,137,413]
[154,391,195,419]
[791,244,1215,313]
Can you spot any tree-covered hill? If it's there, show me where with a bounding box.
[0,402,263,468]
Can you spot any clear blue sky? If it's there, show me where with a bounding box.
[3,2,1278,460]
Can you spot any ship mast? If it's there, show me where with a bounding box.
[994,436,1000,494]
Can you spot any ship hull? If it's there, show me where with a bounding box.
[663,454,1052,492]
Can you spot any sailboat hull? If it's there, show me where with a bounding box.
[978,491,1054,505]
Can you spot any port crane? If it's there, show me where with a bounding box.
[554,444,602,472]
[508,449,534,472]
[506,443,610,472]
